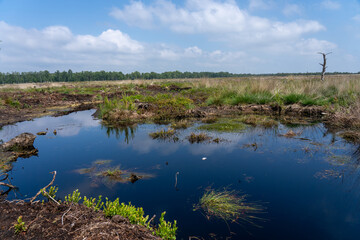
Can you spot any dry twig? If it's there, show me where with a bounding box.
[30,171,57,203]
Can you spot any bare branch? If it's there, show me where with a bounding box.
[0,181,16,188]
[30,171,57,203]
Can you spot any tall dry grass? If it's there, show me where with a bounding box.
[190,74,360,97]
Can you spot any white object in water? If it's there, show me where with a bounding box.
[202,157,207,161]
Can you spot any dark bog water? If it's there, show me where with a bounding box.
[1,110,360,240]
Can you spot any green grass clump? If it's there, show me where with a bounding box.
[149,128,176,140]
[194,188,263,225]
[198,120,246,132]
[99,95,137,118]
[145,93,194,110]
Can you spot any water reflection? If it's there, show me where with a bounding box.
[2,111,360,239]
[103,124,137,144]
[0,110,99,142]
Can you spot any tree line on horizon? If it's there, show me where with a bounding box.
[0,70,358,84]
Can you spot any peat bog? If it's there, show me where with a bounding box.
[1,75,360,239]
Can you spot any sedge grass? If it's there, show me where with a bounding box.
[194,188,264,226]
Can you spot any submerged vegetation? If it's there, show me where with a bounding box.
[75,160,151,186]
[194,188,264,227]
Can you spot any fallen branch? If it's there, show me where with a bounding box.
[0,173,9,182]
[0,181,16,188]
[30,171,57,203]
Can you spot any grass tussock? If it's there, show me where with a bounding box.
[187,132,211,143]
[201,116,218,123]
[149,128,176,140]
[238,115,278,128]
[194,188,264,226]
[170,120,191,129]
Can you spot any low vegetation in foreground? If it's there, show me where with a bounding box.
[5,186,177,240]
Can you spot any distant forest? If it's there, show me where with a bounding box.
[0,70,358,84]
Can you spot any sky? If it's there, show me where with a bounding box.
[0,0,359,74]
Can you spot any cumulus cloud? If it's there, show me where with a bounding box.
[321,0,341,10]
[110,0,325,47]
[0,21,146,71]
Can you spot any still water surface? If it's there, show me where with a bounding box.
[1,110,360,240]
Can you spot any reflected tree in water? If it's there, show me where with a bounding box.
[103,124,138,144]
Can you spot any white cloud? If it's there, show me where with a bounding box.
[321,1,341,10]
[110,0,325,48]
[295,38,337,55]
[110,1,154,28]
[283,4,302,17]
[0,21,146,71]
[353,14,360,22]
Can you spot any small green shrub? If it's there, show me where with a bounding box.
[14,216,27,234]
[5,97,21,108]
[41,186,58,200]
[103,198,150,226]
[155,212,177,240]
[83,195,104,211]
[65,189,82,203]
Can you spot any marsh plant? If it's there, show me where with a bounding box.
[170,120,191,129]
[149,128,176,140]
[103,198,177,240]
[65,189,82,203]
[83,195,104,212]
[187,132,211,143]
[198,120,247,132]
[194,188,264,227]
[56,189,177,239]
[14,216,27,234]
[41,185,58,201]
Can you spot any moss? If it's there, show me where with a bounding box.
[198,119,247,132]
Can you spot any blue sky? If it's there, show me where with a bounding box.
[0,0,359,73]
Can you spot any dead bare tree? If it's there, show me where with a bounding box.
[318,52,332,81]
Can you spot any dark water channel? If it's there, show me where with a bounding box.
[1,110,360,240]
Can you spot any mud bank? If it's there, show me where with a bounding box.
[0,201,160,240]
